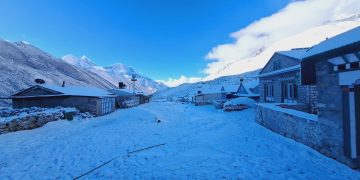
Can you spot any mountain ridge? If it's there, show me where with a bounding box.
[62,54,167,94]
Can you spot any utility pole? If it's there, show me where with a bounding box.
[131,74,137,94]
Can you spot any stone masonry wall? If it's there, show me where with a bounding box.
[0,107,71,135]
[297,85,318,114]
[256,101,356,168]
[256,105,323,151]
[313,60,355,167]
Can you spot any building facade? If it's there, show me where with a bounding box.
[257,26,360,168]
[258,48,317,113]
[11,85,116,116]
[301,26,360,168]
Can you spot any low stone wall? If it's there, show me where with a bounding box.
[256,104,357,168]
[256,104,322,150]
[0,107,77,135]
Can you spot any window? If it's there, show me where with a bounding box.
[101,98,114,115]
[282,82,297,104]
[273,61,281,71]
[264,83,274,102]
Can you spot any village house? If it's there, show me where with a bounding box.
[11,84,116,116]
[108,88,149,108]
[194,79,259,106]
[301,26,360,168]
[258,48,317,113]
[256,26,360,168]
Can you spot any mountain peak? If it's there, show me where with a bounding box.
[62,54,97,69]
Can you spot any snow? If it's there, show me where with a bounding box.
[258,65,300,77]
[224,97,256,108]
[328,56,346,65]
[304,26,360,59]
[0,107,75,124]
[277,48,309,60]
[108,88,145,96]
[0,102,357,179]
[339,70,360,85]
[200,84,239,94]
[257,103,318,121]
[37,85,114,97]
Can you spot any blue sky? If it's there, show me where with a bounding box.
[0,0,291,81]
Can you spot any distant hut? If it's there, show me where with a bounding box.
[194,79,259,106]
[234,79,260,101]
[108,88,149,108]
[11,85,116,116]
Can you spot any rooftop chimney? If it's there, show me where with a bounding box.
[240,77,244,83]
[34,79,45,84]
[118,82,126,89]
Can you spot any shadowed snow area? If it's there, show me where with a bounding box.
[0,102,359,179]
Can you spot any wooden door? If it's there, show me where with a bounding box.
[355,82,360,157]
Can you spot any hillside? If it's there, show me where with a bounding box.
[154,69,260,100]
[0,40,119,105]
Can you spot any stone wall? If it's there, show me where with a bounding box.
[297,85,318,114]
[0,107,72,135]
[256,104,357,168]
[313,60,357,167]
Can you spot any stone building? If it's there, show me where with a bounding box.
[301,26,360,168]
[258,48,317,113]
[256,26,360,168]
[11,85,116,116]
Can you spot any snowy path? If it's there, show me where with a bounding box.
[0,102,359,179]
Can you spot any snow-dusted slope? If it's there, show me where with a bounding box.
[62,55,167,94]
[0,40,116,102]
[154,69,260,100]
[205,15,360,80]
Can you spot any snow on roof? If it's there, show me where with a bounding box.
[277,48,309,60]
[40,85,114,97]
[258,65,300,78]
[199,84,239,94]
[108,88,144,96]
[257,103,318,121]
[243,80,258,89]
[304,26,360,59]
[235,80,259,97]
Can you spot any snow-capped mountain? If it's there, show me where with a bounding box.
[62,55,167,94]
[154,69,260,100]
[0,40,117,105]
[204,15,360,80]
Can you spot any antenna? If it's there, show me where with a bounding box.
[131,74,137,94]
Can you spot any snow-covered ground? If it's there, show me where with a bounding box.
[0,102,359,179]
